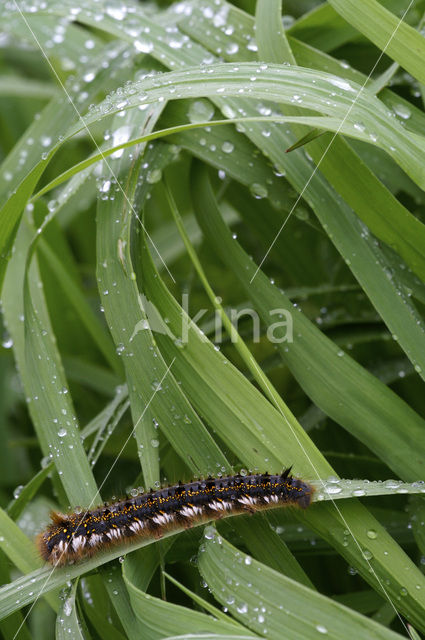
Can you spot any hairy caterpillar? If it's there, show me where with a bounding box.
[38,469,314,566]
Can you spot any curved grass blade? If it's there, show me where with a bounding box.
[96,111,230,485]
[328,0,425,84]
[198,527,407,640]
[192,164,425,482]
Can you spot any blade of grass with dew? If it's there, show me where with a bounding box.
[23,242,99,506]
[31,115,295,206]
[55,581,86,640]
[229,516,315,589]
[6,465,51,521]
[122,574,256,640]
[121,542,251,638]
[64,63,425,190]
[96,109,231,485]
[140,195,425,628]
[193,166,425,626]
[0,556,33,640]
[165,180,314,588]
[0,39,132,290]
[6,388,128,523]
[8,0,425,176]
[328,0,425,84]
[140,235,320,474]
[203,85,425,385]
[2,212,96,506]
[256,0,425,280]
[180,0,425,283]
[198,528,407,640]
[21,2,417,180]
[159,99,295,211]
[49,100,425,388]
[254,0,425,369]
[287,0,419,52]
[37,236,121,375]
[96,109,164,490]
[163,571,247,626]
[150,208,239,270]
[0,508,43,574]
[101,564,141,640]
[182,0,425,374]
[192,164,425,482]
[79,574,126,640]
[39,0,421,316]
[9,2,425,285]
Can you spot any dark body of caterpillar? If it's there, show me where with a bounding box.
[38,469,314,565]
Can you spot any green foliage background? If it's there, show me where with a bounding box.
[1,0,425,638]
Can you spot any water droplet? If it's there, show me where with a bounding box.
[57,428,67,438]
[325,485,342,495]
[221,104,236,119]
[353,122,366,133]
[221,141,234,154]
[2,333,13,348]
[146,169,162,184]
[225,43,239,55]
[63,597,73,616]
[329,77,354,92]
[187,100,214,123]
[134,40,153,54]
[109,6,128,20]
[384,479,401,490]
[393,103,411,120]
[236,602,248,614]
[316,625,328,634]
[366,529,378,539]
[250,183,268,199]
[204,526,216,540]
[13,485,24,499]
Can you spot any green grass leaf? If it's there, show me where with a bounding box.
[198,527,407,639]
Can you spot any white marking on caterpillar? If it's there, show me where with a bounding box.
[72,536,86,552]
[208,500,232,511]
[238,495,258,507]
[129,520,144,534]
[152,512,174,526]
[89,534,103,547]
[57,540,68,553]
[179,505,203,518]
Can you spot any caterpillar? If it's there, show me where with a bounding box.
[37,469,314,566]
